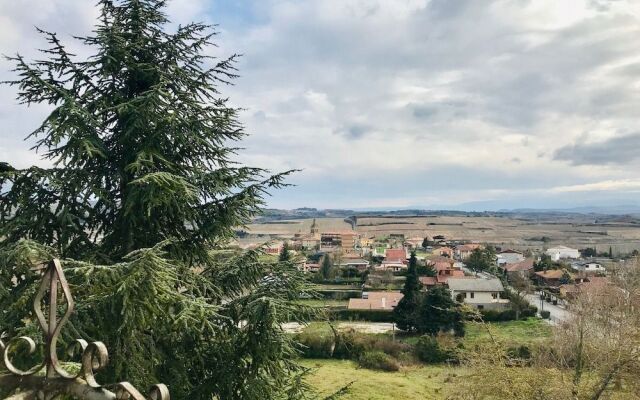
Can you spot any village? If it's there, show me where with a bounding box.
[249,218,616,325]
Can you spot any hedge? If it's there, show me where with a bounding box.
[357,351,400,372]
[318,290,362,300]
[480,306,537,322]
[330,309,396,322]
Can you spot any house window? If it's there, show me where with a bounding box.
[470,292,474,299]
[477,305,484,310]
[492,293,498,299]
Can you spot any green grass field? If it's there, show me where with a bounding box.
[302,359,454,400]
[463,318,552,346]
[296,299,349,308]
[298,319,552,399]
[298,318,551,344]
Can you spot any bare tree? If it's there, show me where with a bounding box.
[449,259,640,400]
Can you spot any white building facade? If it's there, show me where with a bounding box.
[546,246,580,261]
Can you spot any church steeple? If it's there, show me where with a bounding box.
[310,218,319,235]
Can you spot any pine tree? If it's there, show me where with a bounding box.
[394,251,422,331]
[279,242,291,262]
[0,1,313,399]
[417,285,464,337]
[320,254,333,280]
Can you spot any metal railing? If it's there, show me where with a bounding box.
[0,259,170,400]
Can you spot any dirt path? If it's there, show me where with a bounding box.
[283,321,397,334]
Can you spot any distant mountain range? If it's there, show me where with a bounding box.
[258,204,640,222]
[502,205,640,215]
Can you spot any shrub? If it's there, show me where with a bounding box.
[414,336,448,364]
[540,310,551,319]
[318,290,362,300]
[294,333,334,358]
[366,336,412,358]
[332,330,366,360]
[358,351,400,372]
[330,309,395,322]
[507,345,532,361]
[521,306,537,318]
[480,307,537,322]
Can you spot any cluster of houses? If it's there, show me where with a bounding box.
[258,220,614,314]
[347,247,509,312]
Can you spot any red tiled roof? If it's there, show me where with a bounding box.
[433,261,455,271]
[561,277,610,294]
[535,269,570,279]
[419,276,437,286]
[499,249,523,255]
[348,292,403,311]
[428,256,455,265]
[437,270,465,284]
[385,248,407,262]
[504,259,534,272]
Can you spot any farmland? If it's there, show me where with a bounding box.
[242,214,640,255]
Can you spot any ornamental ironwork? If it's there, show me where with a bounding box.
[0,259,170,400]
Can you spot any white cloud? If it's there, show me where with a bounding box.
[3,0,640,209]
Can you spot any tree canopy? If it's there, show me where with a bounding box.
[418,286,465,337]
[466,248,495,273]
[394,252,422,331]
[0,1,312,399]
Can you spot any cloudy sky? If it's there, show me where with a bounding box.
[2,0,640,210]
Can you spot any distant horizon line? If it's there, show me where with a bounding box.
[264,204,640,215]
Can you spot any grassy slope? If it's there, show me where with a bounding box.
[302,359,453,400]
[463,318,552,346]
[300,319,552,399]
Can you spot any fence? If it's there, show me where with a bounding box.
[0,259,170,400]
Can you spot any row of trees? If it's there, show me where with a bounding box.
[0,1,312,399]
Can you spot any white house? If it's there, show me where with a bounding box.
[571,261,606,276]
[338,258,370,271]
[546,246,580,261]
[496,249,525,266]
[447,278,509,310]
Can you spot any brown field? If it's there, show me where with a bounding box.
[243,215,640,255]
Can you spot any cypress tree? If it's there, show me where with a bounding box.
[279,242,291,262]
[0,1,313,399]
[394,251,422,331]
[417,285,464,337]
[320,254,333,279]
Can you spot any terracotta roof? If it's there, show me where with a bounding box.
[535,269,570,280]
[433,261,455,271]
[385,248,407,262]
[437,270,466,284]
[348,292,403,311]
[561,277,610,294]
[504,259,534,272]
[499,249,523,255]
[427,256,455,265]
[419,276,437,286]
